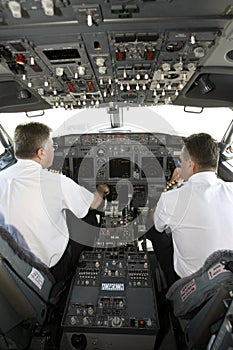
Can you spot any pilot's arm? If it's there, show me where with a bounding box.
[90,183,110,210]
[153,199,168,233]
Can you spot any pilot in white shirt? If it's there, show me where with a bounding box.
[0,122,109,280]
[154,133,233,278]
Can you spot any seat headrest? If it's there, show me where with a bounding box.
[166,250,233,318]
[0,225,54,282]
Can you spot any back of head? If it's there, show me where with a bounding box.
[14,122,52,159]
[184,133,219,171]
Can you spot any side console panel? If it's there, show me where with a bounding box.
[60,249,159,350]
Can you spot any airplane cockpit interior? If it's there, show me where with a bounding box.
[1,0,233,349]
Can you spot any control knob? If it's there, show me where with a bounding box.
[83,317,89,326]
[111,316,122,327]
[87,306,94,316]
[70,316,77,325]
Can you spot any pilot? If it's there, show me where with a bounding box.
[0,122,109,282]
[153,133,233,282]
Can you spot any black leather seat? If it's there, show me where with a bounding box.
[0,225,63,349]
[166,250,233,349]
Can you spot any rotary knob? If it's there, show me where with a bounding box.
[87,306,94,316]
[83,317,89,326]
[70,316,77,325]
[111,316,122,327]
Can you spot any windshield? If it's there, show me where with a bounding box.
[0,106,232,153]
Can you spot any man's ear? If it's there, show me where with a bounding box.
[190,159,198,173]
[36,147,44,160]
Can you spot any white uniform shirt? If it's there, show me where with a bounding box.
[0,159,94,267]
[154,172,233,278]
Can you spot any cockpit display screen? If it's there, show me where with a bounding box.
[101,283,125,291]
[109,158,130,178]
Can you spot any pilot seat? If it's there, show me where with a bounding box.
[0,224,68,350]
[166,250,233,349]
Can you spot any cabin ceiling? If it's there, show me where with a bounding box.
[0,0,233,112]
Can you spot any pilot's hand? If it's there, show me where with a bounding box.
[171,167,183,182]
[150,207,156,220]
[164,167,184,192]
[96,183,110,197]
[90,184,110,210]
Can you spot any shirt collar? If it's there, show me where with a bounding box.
[16,159,42,169]
[189,171,217,183]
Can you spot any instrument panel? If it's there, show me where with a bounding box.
[53,132,182,218]
[53,132,182,184]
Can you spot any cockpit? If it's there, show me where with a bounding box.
[1,0,233,348]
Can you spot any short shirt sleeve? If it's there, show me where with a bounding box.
[154,188,184,233]
[154,192,169,232]
[61,175,94,218]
